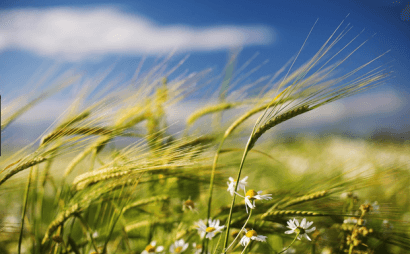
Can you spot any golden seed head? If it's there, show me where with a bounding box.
[246,189,257,199]
[245,230,258,238]
[360,204,371,215]
[358,218,364,226]
[184,200,195,209]
[145,244,156,252]
[206,227,216,233]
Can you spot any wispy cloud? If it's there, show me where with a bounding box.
[0,6,273,61]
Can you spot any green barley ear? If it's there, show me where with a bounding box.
[0,156,46,186]
[145,102,161,150]
[223,86,292,138]
[261,210,327,220]
[248,105,310,150]
[156,77,168,105]
[279,190,328,209]
[41,204,81,245]
[186,102,238,128]
[145,78,170,150]
[40,126,111,146]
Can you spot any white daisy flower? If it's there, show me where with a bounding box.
[182,197,198,213]
[142,241,164,254]
[237,188,272,213]
[239,229,267,246]
[227,176,248,196]
[195,218,225,239]
[169,239,189,253]
[285,218,316,241]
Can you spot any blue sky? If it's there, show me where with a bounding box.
[1,0,409,143]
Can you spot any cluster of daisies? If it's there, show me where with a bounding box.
[141,176,317,253]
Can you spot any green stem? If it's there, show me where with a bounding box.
[212,230,224,254]
[222,132,255,253]
[102,202,124,253]
[207,140,225,222]
[348,244,354,254]
[225,209,252,252]
[203,140,225,254]
[278,233,299,254]
[240,242,250,254]
[76,215,99,253]
[18,167,33,254]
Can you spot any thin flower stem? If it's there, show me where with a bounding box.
[212,229,225,254]
[203,140,225,254]
[225,209,253,252]
[18,167,33,254]
[278,233,300,254]
[222,129,256,253]
[240,242,250,254]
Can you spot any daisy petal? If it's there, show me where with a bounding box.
[305,227,316,233]
[301,218,306,228]
[294,218,299,227]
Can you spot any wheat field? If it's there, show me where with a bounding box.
[1,17,409,254]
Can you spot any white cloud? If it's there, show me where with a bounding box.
[0,6,273,61]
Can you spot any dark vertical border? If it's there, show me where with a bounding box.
[0,95,1,156]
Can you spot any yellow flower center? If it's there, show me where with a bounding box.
[246,189,257,199]
[195,244,202,249]
[245,230,258,238]
[145,245,155,252]
[206,227,216,233]
[184,200,195,209]
[175,246,183,253]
